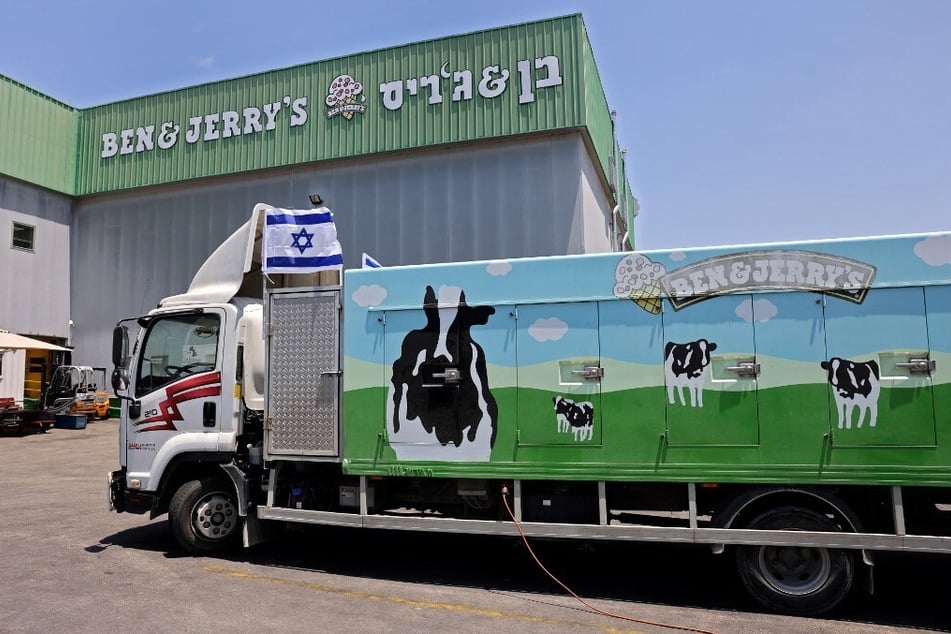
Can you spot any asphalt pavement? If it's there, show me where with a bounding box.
[0,421,947,633]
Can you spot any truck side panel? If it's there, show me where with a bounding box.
[341,235,951,486]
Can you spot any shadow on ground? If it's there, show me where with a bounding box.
[89,521,949,630]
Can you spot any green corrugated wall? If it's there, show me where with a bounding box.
[77,15,587,195]
[0,76,79,194]
[580,24,637,246]
[1,13,634,226]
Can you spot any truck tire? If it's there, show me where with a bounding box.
[735,506,855,616]
[168,478,241,555]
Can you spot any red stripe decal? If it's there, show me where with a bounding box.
[134,371,221,433]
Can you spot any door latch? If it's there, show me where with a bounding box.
[571,366,604,380]
[895,357,935,374]
[428,367,461,385]
[725,360,760,377]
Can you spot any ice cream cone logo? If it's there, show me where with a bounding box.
[613,254,667,314]
[326,74,367,120]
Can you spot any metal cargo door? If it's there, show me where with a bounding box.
[750,292,830,448]
[663,294,759,446]
[383,294,512,462]
[266,290,341,459]
[825,287,936,447]
[516,302,602,446]
[925,285,951,444]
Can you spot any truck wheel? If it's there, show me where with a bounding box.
[168,478,241,555]
[735,506,854,616]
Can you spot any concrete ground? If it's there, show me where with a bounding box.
[0,421,946,633]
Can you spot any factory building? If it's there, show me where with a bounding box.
[0,14,636,402]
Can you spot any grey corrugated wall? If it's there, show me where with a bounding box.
[0,177,72,339]
[70,132,614,369]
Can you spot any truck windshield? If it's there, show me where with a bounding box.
[135,313,220,397]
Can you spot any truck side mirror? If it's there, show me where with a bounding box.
[112,325,130,368]
[111,368,130,394]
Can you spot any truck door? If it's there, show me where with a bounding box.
[383,290,513,462]
[598,299,667,448]
[925,285,951,439]
[516,302,602,447]
[750,292,830,448]
[125,311,224,480]
[663,294,759,446]
[824,287,936,447]
[266,290,341,459]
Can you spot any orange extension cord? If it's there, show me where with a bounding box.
[500,485,718,634]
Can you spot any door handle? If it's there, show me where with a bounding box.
[427,368,461,385]
[725,360,760,377]
[570,366,604,380]
[202,401,216,428]
[895,358,935,374]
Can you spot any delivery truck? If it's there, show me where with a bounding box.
[108,203,951,616]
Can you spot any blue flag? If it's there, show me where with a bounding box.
[362,252,382,269]
[263,207,343,274]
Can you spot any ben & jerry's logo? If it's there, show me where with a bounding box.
[325,74,367,120]
[615,250,877,313]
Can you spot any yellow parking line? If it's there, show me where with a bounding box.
[203,566,640,633]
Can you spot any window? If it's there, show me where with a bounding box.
[136,313,220,397]
[12,222,35,251]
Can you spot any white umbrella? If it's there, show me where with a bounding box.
[0,331,71,352]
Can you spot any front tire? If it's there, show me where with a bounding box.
[736,506,855,616]
[168,478,241,555]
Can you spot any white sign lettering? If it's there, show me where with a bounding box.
[98,52,565,160]
[100,95,309,159]
[379,55,562,111]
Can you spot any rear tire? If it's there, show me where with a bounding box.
[735,506,855,616]
[168,478,241,555]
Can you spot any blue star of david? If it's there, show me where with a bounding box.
[290,227,315,254]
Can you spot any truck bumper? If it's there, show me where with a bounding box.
[108,468,157,515]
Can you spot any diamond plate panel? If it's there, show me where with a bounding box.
[266,291,340,457]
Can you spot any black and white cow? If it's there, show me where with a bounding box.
[820,357,880,429]
[664,339,717,408]
[388,285,498,461]
[552,396,594,442]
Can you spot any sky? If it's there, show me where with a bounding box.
[2,0,949,251]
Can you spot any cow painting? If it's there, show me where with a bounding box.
[664,339,717,408]
[552,396,594,442]
[820,357,880,429]
[388,285,498,461]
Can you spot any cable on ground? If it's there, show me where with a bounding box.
[500,484,718,634]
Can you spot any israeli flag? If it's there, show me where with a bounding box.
[263,207,343,274]
[362,252,382,269]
